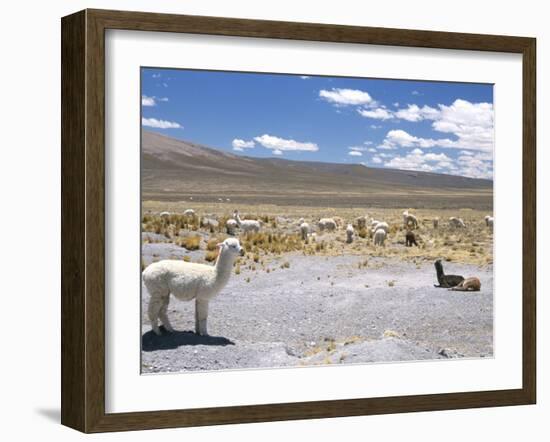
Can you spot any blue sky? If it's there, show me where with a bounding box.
[141,68,494,179]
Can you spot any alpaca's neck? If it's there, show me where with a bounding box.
[234,213,242,225]
[436,263,445,279]
[214,251,236,282]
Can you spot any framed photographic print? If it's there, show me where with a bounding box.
[61,9,536,433]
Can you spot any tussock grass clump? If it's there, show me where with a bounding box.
[176,234,201,251]
[204,250,218,262]
[241,232,303,255]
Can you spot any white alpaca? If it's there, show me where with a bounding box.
[142,238,244,336]
[226,218,238,235]
[346,224,354,243]
[233,210,261,233]
[371,221,389,234]
[159,211,170,218]
[484,215,494,228]
[449,217,466,228]
[300,222,310,240]
[373,228,387,246]
[318,218,337,232]
[201,217,219,229]
[403,210,418,229]
[183,209,195,217]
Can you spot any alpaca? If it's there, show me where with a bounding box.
[142,238,244,336]
[233,210,261,233]
[346,223,354,243]
[373,228,386,246]
[300,222,310,241]
[449,217,466,228]
[226,218,238,235]
[405,231,418,247]
[450,277,481,291]
[403,210,418,229]
[433,259,464,288]
[318,218,337,232]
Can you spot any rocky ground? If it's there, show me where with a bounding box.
[141,241,493,374]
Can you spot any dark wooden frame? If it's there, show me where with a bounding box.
[61,8,536,433]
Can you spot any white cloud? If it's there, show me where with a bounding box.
[382,148,492,179]
[142,95,169,106]
[432,99,494,151]
[383,149,452,173]
[412,90,421,96]
[394,104,439,122]
[141,117,182,129]
[368,147,377,153]
[363,141,373,145]
[152,73,161,79]
[357,107,393,120]
[300,76,310,80]
[348,151,363,157]
[370,124,382,129]
[253,134,319,154]
[390,99,494,152]
[372,156,383,164]
[348,146,369,152]
[232,139,255,151]
[455,152,493,179]
[141,95,156,106]
[319,88,374,106]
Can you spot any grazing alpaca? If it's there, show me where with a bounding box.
[300,222,310,241]
[450,277,481,291]
[403,210,418,229]
[449,217,466,228]
[142,238,244,336]
[433,259,464,288]
[233,210,261,233]
[346,223,354,243]
[373,228,386,246]
[225,218,238,235]
[318,218,337,232]
[405,231,418,247]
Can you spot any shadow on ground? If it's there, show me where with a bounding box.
[142,328,235,351]
[35,408,60,423]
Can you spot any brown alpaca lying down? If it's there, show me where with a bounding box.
[449,277,481,291]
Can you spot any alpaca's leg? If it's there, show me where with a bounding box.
[148,294,164,335]
[158,296,174,333]
[195,298,210,336]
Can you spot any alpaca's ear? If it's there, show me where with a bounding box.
[217,242,224,248]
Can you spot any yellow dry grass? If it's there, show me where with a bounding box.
[142,202,493,267]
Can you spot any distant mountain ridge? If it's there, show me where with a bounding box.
[141,130,492,209]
